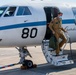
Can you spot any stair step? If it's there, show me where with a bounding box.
[49,50,63,56]
[48,48,54,51]
[42,40,74,66]
[42,40,49,43]
[52,55,68,62]
[53,60,74,66]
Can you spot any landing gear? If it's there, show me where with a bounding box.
[16,47,37,70]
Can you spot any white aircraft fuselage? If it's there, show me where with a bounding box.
[0,1,76,47]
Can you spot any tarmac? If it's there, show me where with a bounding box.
[0,43,76,75]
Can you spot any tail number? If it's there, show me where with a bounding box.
[22,28,37,39]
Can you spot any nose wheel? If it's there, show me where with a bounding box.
[21,60,37,70]
[23,60,33,68]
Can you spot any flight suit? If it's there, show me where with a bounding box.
[49,17,67,55]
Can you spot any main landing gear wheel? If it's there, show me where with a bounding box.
[21,60,37,70]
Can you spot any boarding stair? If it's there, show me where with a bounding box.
[42,33,74,66]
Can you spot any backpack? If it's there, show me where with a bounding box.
[49,35,58,50]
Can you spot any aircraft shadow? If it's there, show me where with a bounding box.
[0,63,76,75]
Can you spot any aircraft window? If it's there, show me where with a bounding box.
[4,7,16,17]
[17,7,31,16]
[0,7,7,17]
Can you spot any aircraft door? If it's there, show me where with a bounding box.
[44,7,60,39]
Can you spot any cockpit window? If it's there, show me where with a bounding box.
[4,7,16,17]
[0,7,7,17]
[17,6,31,16]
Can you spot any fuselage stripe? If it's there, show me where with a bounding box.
[0,19,75,30]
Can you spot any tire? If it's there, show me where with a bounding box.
[23,60,33,68]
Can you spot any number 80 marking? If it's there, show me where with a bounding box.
[22,28,38,39]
